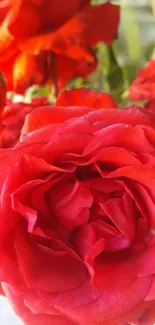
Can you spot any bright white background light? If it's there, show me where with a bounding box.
[0,296,22,325]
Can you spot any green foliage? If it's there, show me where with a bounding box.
[72,0,155,106]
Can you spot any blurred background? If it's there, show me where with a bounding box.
[1,0,155,324]
[69,0,155,106]
[0,296,22,325]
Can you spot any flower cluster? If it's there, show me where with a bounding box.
[1,2,155,325]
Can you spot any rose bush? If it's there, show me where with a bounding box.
[1,88,155,325]
[0,0,119,93]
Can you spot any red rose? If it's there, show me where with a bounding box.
[0,0,120,93]
[1,88,155,325]
[0,95,49,148]
[129,60,155,102]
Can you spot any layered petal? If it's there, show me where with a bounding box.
[1,89,155,325]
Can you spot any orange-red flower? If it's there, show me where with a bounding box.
[0,0,120,93]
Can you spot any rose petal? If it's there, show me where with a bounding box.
[22,105,93,135]
[15,231,87,293]
[49,180,93,231]
[85,2,120,46]
[56,88,117,108]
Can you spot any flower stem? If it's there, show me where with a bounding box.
[151,0,155,16]
[50,51,59,98]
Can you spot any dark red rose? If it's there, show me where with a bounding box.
[0,0,120,93]
[129,60,155,102]
[1,88,155,325]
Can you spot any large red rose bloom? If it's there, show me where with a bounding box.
[0,89,155,325]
